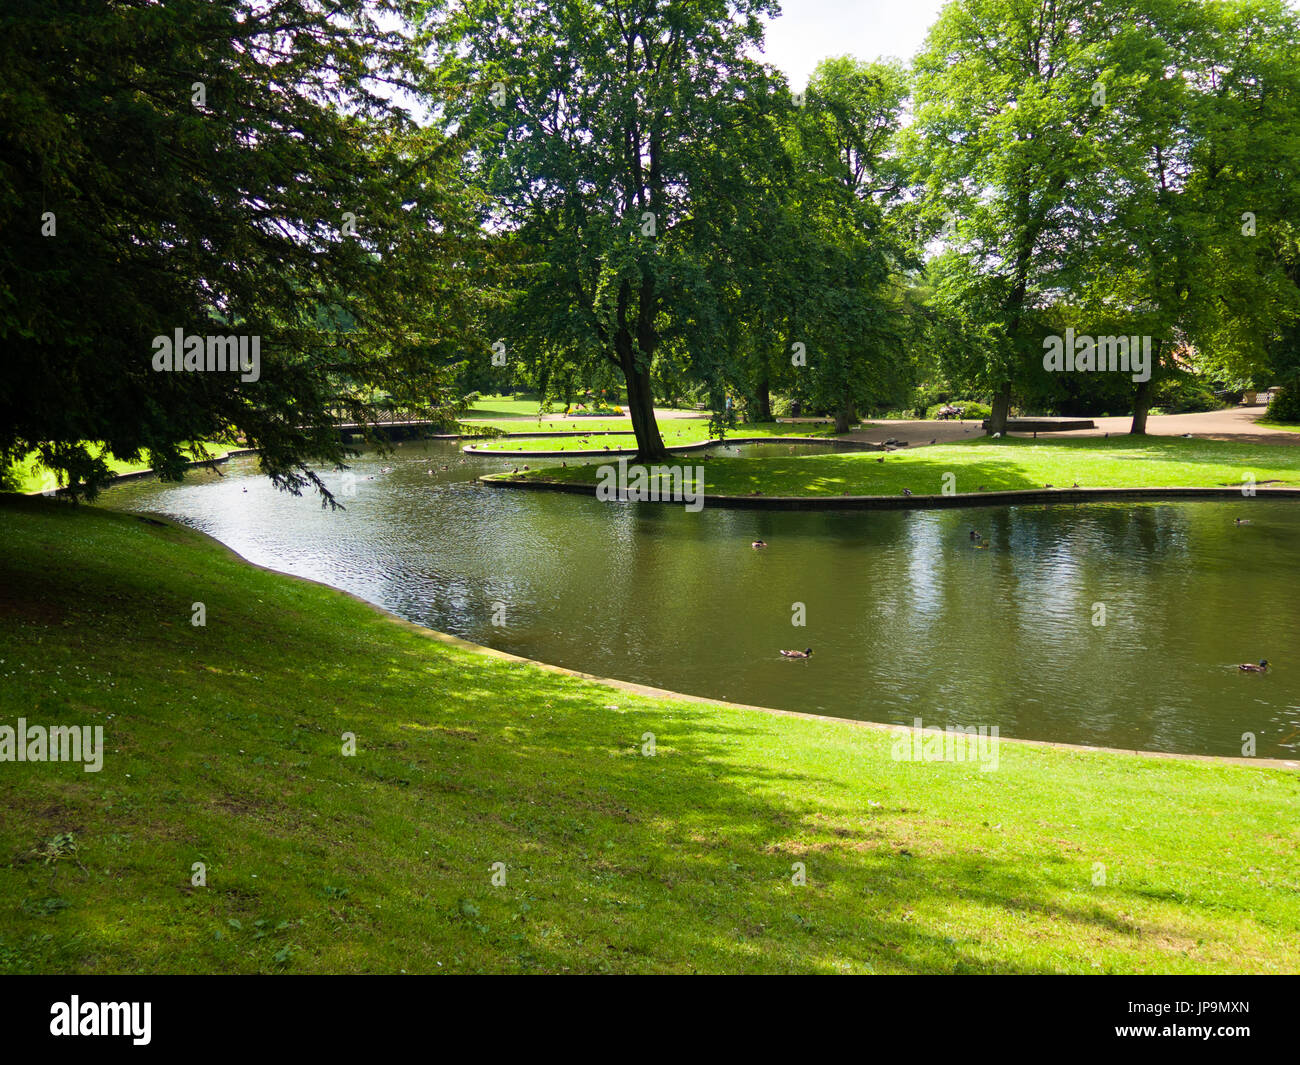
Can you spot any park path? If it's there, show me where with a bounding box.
[846,406,1299,448]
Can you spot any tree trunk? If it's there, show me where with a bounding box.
[833,401,857,434]
[1130,339,1162,435]
[988,381,1012,436]
[1130,377,1154,435]
[753,370,772,423]
[618,343,669,461]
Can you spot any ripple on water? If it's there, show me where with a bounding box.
[96,443,1300,758]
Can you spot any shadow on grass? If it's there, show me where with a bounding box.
[0,495,1290,974]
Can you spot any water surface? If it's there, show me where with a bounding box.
[98,439,1300,758]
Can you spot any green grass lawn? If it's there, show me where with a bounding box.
[463,394,551,418]
[468,420,839,453]
[500,435,1300,496]
[0,496,1296,973]
[5,441,239,495]
[460,416,641,436]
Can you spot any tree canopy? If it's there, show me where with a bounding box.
[1,0,486,499]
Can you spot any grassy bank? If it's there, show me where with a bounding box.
[468,420,840,454]
[0,497,1296,974]
[499,435,1300,497]
[5,441,238,495]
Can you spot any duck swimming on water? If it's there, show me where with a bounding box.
[1239,659,1269,673]
[780,648,813,659]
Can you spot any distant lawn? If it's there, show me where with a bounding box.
[5,441,238,495]
[0,496,1297,974]
[461,416,641,436]
[497,435,1300,496]
[463,394,548,419]
[468,420,840,454]
[1256,420,1300,434]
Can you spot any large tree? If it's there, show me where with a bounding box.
[1081,0,1300,432]
[0,0,483,499]
[430,0,785,461]
[783,57,915,432]
[910,0,1130,436]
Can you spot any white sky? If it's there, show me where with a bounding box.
[760,0,949,88]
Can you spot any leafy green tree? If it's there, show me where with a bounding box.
[430,0,786,460]
[1083,0,1300,432]
[1,0,484,499]
[909,0,1130,435]
[784,58,915,432]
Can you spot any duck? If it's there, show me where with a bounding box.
[1239,659,1269,673]
[902,488,913,496]
[1234,518,1251,526]
[780,648,813,659]
[969,529,982,542]
[751,539,767,549]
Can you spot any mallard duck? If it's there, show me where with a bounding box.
[751,540,767,549]
[969,529,982,542]
[1239,659,1269,673]
[780,648,813,659]
[1235,518,1251,526]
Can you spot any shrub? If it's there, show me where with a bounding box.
[1266,386,1300,423]
[1153,375,1224,414]
[924,400,991,421]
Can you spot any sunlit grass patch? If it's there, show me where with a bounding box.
[0,497,1296,974]
[507,435,1300,497]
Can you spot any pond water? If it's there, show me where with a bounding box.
[98,438,1300,758]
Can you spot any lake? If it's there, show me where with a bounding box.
[98,438,1300,758]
